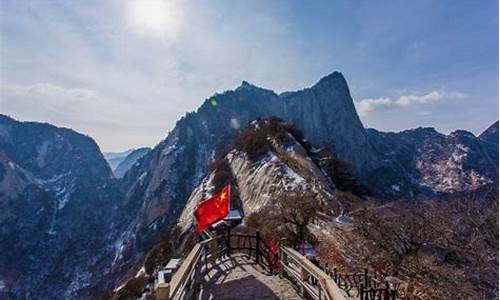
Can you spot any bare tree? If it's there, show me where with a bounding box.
[276,189,322,247]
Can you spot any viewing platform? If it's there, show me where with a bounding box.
[155,231,397,300]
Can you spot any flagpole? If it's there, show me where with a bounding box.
[227,184,231,213]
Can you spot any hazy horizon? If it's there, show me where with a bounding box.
[1,0,498,152]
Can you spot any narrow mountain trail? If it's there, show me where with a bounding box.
[199,253,302,300]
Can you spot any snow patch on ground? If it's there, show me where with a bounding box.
[138,171,148,181]
[391,184,400,192]
[38,171,72,184]
[67,270,93,295]
[55,184,73,210]
[191,144,208,188]
[113,235,126,263]
[0,279,4,290]
[451,148,467,163]
[36,141,50,168]
[282,164,306,191]
[135,266,146,277]
[335,215,354,224]
[456,144,470,152]
[113,230,135,264]
[161,136,179,157]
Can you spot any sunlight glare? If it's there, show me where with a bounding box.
[127,0,182,38]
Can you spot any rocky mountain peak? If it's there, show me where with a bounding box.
[450,129,476,139]
[479,120,499,144]
[237,80,253,89]
[313,71,349,91]
[233,81,277,98]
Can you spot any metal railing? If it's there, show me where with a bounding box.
[280,246,349,300]
[156,234,227,300]
[321,264,397,300]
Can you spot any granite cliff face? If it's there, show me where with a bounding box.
[280,73,378,175]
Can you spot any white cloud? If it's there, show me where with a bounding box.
[5,83,97,99]
[418,111,432,116]
[355,91,467,116]
[355,97,392,117]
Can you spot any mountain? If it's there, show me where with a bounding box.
[104,149,135,171]
[110,72,498,293]
[108,118,498,300]
[113,148,151,178]
[0,115,130,300]
[479,121,499,145]
[478,121,499,166]
[366,125,498,197]
[111,72,379,274]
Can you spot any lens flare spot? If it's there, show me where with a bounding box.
[230,118,240,130]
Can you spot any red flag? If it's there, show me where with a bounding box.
[194,185,231,233]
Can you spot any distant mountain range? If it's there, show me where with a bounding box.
[104,148,151,178]
[0,72,497,299]
[104,149,135,170]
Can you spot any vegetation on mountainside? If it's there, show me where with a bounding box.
[232,117,302,161]
[244,160,498,300]
[320,154,370,196]
[100,225,198,300]
[208,157,242,211]
[143,226,182,274]
[320,191,498,300]
[245,188,323,247]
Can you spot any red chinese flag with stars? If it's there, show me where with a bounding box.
[194,185,231,233]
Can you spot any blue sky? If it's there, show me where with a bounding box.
[1,0,498,151]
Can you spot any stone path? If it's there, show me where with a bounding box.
[199,253,302,300]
